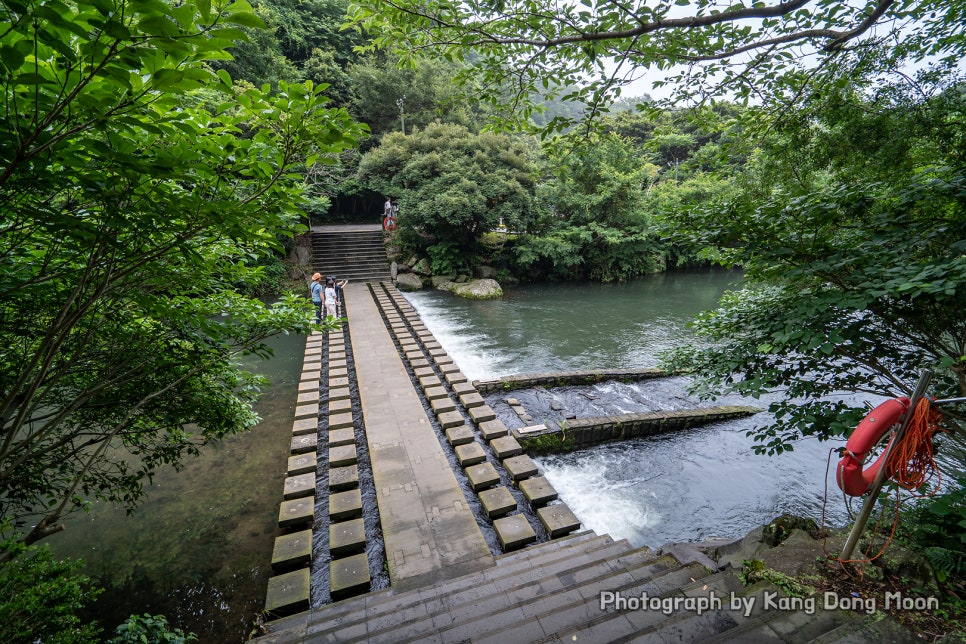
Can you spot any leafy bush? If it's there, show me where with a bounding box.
[108,614,197,644]
[426,241,469,275]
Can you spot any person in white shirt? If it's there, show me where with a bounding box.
[324,278,338,319]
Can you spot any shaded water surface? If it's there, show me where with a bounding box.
[47,331,305,643]
[403,271,853,549]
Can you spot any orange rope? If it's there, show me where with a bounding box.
[886,397,945,492]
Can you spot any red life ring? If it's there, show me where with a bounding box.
[836,397,910,496]
[383,216,397,231]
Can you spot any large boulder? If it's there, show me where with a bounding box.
[431,274,456,287]
[453,279,503,299]
[390,261,398,280]
[412,258,431,275]
[395,273,424,291]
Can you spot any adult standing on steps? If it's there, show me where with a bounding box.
[383,197,392,220]
[310,272,324,324]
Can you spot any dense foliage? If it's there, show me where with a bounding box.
[0,0,362,551]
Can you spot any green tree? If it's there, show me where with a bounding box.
[0,0,363,548]
[662,71,966,454]
[357,123,542,249]
[347,0,966,134]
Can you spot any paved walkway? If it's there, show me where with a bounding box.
[343,284,493,591]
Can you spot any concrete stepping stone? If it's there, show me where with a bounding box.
[329,444,358,467]
[329,518,366,557]
[445,370,468,386]
[271,529,313,570]
[292,417,316,436]
[328,367,349,379]
[329,488,362,521]
[404,350,424,361]
[328,412,353,430]
[278,497,314,528]
[490,435,523,458]
[294,403,319,419]
[290,433,317,455]
[459,392,485,409]
[493,514,536,552]
[519,476,558,506]
[328,398,352,414]
[283,472,315,500]
[465,462,500,491]
[414,367,435,379]
[328,359,347,370]
[328,427,355,447]
[330,552,370,601]
[287,452,316,476]
[451,381,476,396]
[304,345,322,356]
[437,410,464,429]
[328,387,351,401]
[503,454,539,481]
[298,380,319,392]
[329,464,359,491]
[433,354,453,366]
[418,375,442,388]
[445,425,475,446]
[455,442,486,467]
[537,503,581,537]
[479,419,508,440]
[430,396,456,414]
[424,385,448,401]
[265,568,309,616]
[300,369,321,382]
[479,486,516,518]
[297,390,320,403]
[329,376,349,389]
[409,358,430,369]
[468,405,496,424]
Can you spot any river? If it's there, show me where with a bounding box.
[402,270,854,548]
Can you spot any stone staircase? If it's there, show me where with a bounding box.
[312,227,391,282]
[258,528,915,643]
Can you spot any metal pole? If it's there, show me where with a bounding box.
[838,370,933,562]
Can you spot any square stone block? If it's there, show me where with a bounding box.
[437,410,464,429]
[414,367,435,379]
[465,462,501,491]
[455,442,486,467]
[328,427,355,447]
[459,392,485,409]
[430,396,456,414]
[519,475,558,506]
[409,358,430,369]
[278,497,314,528]
[479,486,516,519]
[423,340,441,350]
[445,425,474,446]
[330,518,366,557]
[283,472,315,500]
[292,417,317,436]
[328,398,352,415]
[329,376,349,389]
[298,380,319,392]
[444,370,468,386]
[271,529,313,570]
[479,419,508,441]
[294,403,319,419]
[304,345,322,357]
[329,465,359,491]
[433,354,453,366]
[424,386,448,401]
[329,444,358,468]
[490,435,523,459]
[300,369,321,382]
[297,390,320,404]
[328,412,354,431]
[287,452,316,476]
[427,345,446,356]
[493,514,536,552]
[329,489,362,521]
[265,568,309,616]
[329,367,349,379]
[405,350,424,361]
[328,358,347,370]
[468,405,496,424]
[330,553,370,601]
[439,363,460,375]
[418,375,442,388]
[503,454,539,481]
[290,433,317,455]
[537,503,581,537]
[328,387,351,402]
[450,381,476,396]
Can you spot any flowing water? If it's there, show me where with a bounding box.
[46,331,305,643]
[403,270,854,549]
